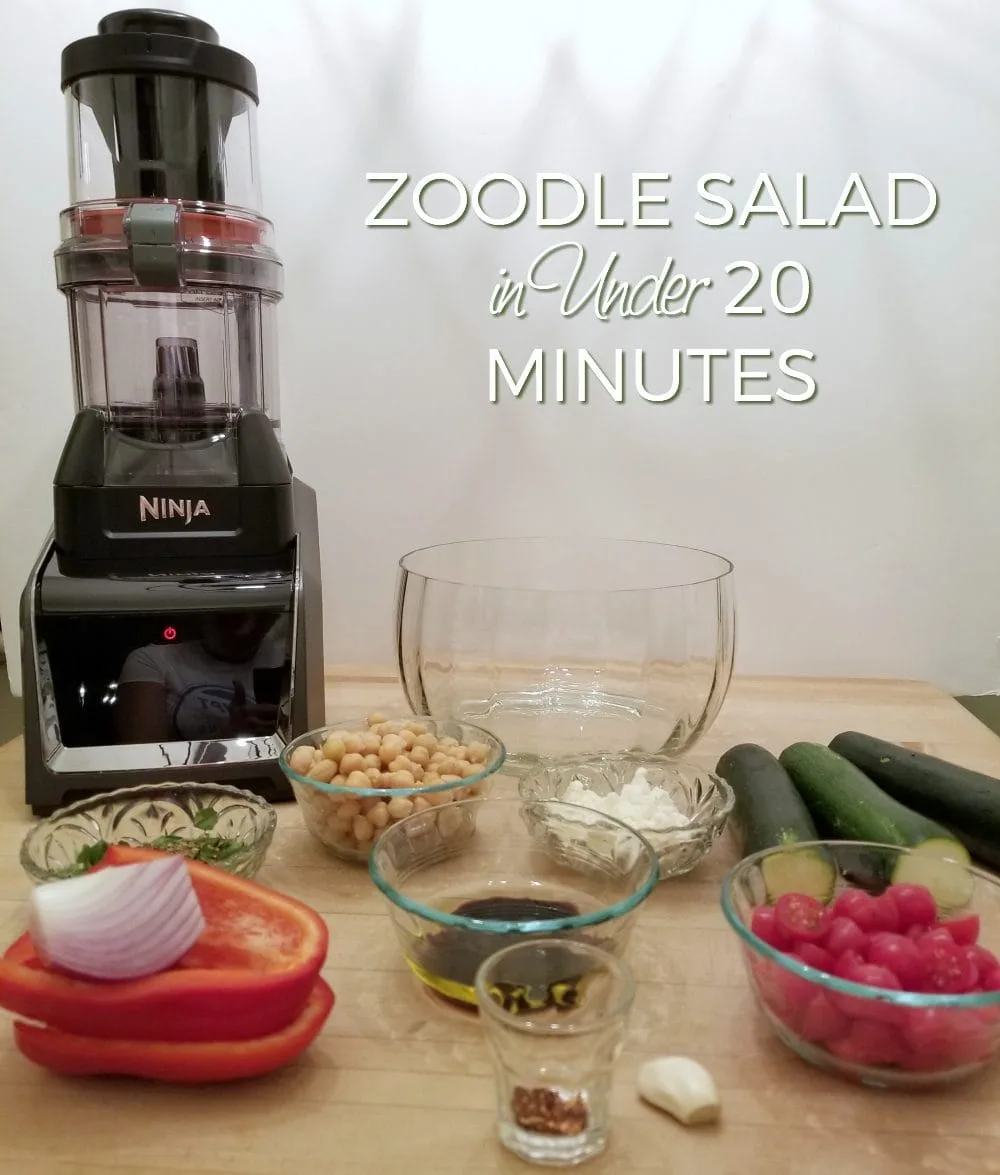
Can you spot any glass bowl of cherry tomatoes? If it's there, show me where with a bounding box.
[721,840,1000,1089]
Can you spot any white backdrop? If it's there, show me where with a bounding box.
[1,0,998,696]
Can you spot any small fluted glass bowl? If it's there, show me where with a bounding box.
[280,714,506,863]
[519,754,734,880]
[20,782,277,883]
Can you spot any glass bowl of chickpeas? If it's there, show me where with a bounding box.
[279,712,507,862]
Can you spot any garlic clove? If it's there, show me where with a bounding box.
[637,1056,721,1126]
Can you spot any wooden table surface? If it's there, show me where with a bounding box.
[2,672,1000,1175]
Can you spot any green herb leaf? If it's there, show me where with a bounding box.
[192,807,220,832]
[150,834,186,852]
[76,840,110,869]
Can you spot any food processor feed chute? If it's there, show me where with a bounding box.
[65,9,259,208]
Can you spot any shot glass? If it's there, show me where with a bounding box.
[474,938,635,1166]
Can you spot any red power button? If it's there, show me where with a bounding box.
[163,626,177,641]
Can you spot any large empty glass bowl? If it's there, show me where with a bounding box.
[395,538,735,769]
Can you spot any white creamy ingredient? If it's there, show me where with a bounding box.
[561,767,691,831]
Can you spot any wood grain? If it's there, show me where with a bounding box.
[1,672,1000,1175]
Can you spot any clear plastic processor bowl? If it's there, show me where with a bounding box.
[721,840,1000,1090]
[395,538,735,771]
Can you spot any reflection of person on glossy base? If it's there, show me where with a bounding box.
[115,613,285,744]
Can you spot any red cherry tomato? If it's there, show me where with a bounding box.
[754,960,814,1031]
[798,993,852,1044]
[884,883,937,931]
[825,917,869,958]
[932,915,980,947]
[921,927,958,949]
[750,906,790,950]
[870,892,901,933]
[829,956,902,1024]
[774,893,832,944]
[917,935,978,994]
[833,949,866,981]
[967,945,1000,978]
[832,889,881,933]
[793,942,836,973]
[866,932,927,990]
[828,1018,905,1067]
[851,963,903,992]
[981,969,1000,992]
[903,1007,994,1069]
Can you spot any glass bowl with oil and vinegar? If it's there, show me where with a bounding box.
[368,796,659,1012]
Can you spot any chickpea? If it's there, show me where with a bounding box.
[408,745,430,768]
[346,770,369,789]
[362,732,381,755]
[409,763,425,782]
[400,729,416,751]
[363,753,381,770]
[366,711,388,727]
[377,771,397,788]
[388,756,412,775]
[414,733,438,752]
[403,720,427,735]
[437,806,465,839]
[387,795,414,820]
[440,774,463,785]
[467,741,490,764]
[352,815,373,843]
[361,795,382,814]
[412,796,431,814]
[440,736,459,748]
[321,736,346,763]
[366,767,383,783]
[421,771,441,787]
[288,744,315,775]
[367,801,390,829]
[390,769,416,789]
[308,759,337,784]
[450,746,469,762]
[429,751,448,766]
[466,783,482,797]
[380,721,403,736]
[379,736,406,766]
[458,761,479,778]
[331,773,347,788]
[338,798,362,822]
[340,751,366,775]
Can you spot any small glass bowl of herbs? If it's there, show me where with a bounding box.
[20,782,277,884]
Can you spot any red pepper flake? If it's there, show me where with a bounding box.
[511,1086,589,1136]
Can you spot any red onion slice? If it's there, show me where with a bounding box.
[28,855,206,981]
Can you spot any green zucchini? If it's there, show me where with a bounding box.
[715,744,835,901]
[830,731,1000,870]
[780,741,973,908]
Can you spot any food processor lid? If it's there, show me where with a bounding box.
[61,9,258,102]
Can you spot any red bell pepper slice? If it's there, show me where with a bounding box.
[13,977,334,1083]
[0,846,328,1042]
